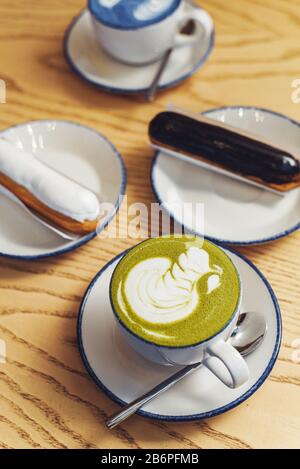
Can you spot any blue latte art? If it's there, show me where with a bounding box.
[88,0,181,30]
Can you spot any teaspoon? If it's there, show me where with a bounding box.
[106,311,267,429]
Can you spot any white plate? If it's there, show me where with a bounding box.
[151,107,300,245]
[63,4,214,94]
[78,248,281,421]
[0,120,126,259]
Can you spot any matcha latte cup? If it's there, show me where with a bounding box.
[109,236,249,388]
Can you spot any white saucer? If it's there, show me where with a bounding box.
[64,5,214,95]
[0,120,126,259]
[151,107,300,245]
[78,248,281,421]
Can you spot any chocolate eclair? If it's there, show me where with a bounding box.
[149,110,300,193]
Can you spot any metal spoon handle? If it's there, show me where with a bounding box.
[146,49,172,102]
[106,346,250,429]
[0,184,79,241]
[106,362,200,429]
[106,312,266,430]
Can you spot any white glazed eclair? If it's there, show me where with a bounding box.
[0,138,100,234]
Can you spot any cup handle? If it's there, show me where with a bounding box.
[204,340,250,388]
[173,8,214,48]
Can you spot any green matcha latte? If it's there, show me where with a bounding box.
[110,236,241,347]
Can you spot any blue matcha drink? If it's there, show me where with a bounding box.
[88,0,181,29]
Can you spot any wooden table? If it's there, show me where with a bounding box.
[0,0,299,450]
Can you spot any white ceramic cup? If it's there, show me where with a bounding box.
[89,1,214,65]
[110,239,249,389]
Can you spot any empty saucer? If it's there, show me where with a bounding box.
[78,248,281,421]
[151,107,300,245]
[64,4,214,95]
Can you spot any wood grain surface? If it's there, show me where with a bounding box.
[0,0,300,449]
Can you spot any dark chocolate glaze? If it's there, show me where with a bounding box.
[149,112,300,185]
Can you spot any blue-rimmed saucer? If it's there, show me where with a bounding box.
[63,4,214,95]
[151,107,300,245]
[0,120,126,259]
[77,248,281,422]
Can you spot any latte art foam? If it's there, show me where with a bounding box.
[111,237,241,346]
[133,0,175,22]
[118,247,222,325]
[89,0,180,29]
